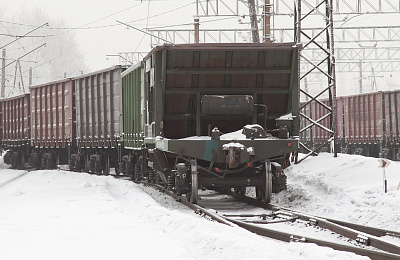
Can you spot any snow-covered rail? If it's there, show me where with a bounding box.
[0,171,29,190]
[133,179,400,260]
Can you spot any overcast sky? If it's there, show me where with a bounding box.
[4,0,200,72]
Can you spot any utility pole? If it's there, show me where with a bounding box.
[29,67,33,86]
[1,49,5,98]
[263,0,271,42]
[194,17,200,44]
[248,0,260,43]
[359,60,363,93]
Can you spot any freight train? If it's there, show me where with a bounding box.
[0,43,300,204]
[301,90,400,160]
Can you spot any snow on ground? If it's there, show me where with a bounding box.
[0,152,392,259]
[276,153,400,232]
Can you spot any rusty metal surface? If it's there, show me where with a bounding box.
[343,92,383,144]
[336,97,345,141]
[29,79,75,148]
[384,91,400,145]
[300,92,385,150]
[0,93,30,148]
[74,66,127,148]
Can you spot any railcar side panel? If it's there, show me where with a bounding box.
[75,66,126,148]
[344,92,384,144]
[30,79,75,148]
[336,97,344,143]
[122,63,143,149]
[383,90,400,146]
[0,93,30,149]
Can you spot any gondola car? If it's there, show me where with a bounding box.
[300,90,400,160]
[0,93,30,169]
[119,43,300,203]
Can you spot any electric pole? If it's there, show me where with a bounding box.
[194,17,200,44]
[248,0,260,43]
[263,0,271,42]
[1,49,5,98]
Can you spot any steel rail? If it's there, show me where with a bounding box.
[0,171,29,190]
[269,204,400,256]
[231,193,400,256]
[133,179,400,259]
[226,218,400,260]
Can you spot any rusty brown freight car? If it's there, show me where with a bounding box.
[29,78,75,168]
[70,65,127,174]
[300,91,387,158]
[382,90,400,159]
[340,92,384,157]
[0,93,30,168]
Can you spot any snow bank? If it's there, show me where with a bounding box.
[276,153,400,231]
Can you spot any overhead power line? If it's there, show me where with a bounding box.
[0,22,49,49]
[116,20,173,44]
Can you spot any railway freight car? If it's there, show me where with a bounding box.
[382,90,400,159]
[119,43,300,203]
[300,90,400,161]
[29,78,75,169]
[340,92,384,157]
[0,93,30,169]
[69,65,127,175]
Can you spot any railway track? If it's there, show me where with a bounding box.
[0,171,30,190]
[134,179,400,260]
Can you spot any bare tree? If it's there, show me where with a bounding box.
[1,7,87,94]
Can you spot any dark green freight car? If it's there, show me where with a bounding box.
[121,43,300,204]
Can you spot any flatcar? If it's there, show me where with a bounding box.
[1,43,301,204]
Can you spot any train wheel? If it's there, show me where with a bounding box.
[84,155,89,173]
[115,167,120,176]
[262,161,272,203]
[17,153,24,170]
[129,170,135,181]
[41,156,47,170]
[103,155,110,175]
[187,159,199,204]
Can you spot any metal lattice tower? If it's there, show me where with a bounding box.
[295,0,337,162]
